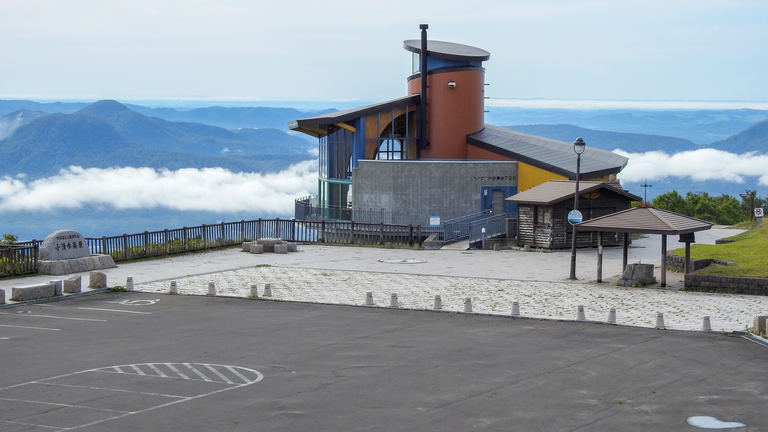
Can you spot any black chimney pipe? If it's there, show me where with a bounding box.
[419,24,429,153]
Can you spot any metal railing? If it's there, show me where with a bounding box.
[442,210,493,242]
[1,244,38,277]
[468,214,508,244]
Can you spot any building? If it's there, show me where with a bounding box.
[290,25,628,232]
[506,180,641,249]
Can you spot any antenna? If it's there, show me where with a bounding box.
[640,179,652,203]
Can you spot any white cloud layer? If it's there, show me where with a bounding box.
[616,148,768,185]
[0,162,317,213]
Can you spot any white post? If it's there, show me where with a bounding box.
[655,312,665,329]
[249,284,259,298]
[512,301,520,316]
[126,276,134,291]
[365,291,374,306]
[577,305,585,321]
[702,316,711,331]
[390,293,399,308]
[433,295,442,310]
[607,308,616,324]
[207,281,216,296]
[169,280,178,294]
[263,283,272,297]
[464,297,472,313]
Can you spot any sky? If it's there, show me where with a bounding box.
[1,0,767,103]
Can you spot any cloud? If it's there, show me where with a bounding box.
[0,161,318,213]
[616,148,768,185]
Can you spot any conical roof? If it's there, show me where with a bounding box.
[576,205,712,235]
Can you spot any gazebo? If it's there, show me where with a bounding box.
[575,205,713,286]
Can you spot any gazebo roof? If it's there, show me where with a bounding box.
[576,205,713,235]
[506,180,640,205]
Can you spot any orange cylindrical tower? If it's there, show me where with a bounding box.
[403,39,490,159]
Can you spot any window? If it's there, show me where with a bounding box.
[375,138,403,160]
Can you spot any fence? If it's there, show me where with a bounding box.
[468,214,508,244]
[0,244,38,277]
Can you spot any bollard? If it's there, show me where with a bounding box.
[263,284,272,297]
[702,316,711,331]
[126,277,134,292]
[576,305,585,321]
[433,295,442,310]
[249,284,259,298]
[464,297,472,313]
[169,281,178,294]
[655,312,665,329]
[511,301,520,316]
[365,291,374,306]
[607,308,616,324]
[50,280,63,296]
[390,293,399,308]
[207,282,216,296]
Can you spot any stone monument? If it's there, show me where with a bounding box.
[37,230,116,275]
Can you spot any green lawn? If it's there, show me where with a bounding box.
[670,222,768,277]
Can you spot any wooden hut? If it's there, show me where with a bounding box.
[506,180,641,249]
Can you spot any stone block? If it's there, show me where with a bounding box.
[242,241,254,252]
[50,280,63,296]
[0,288,5,304]
[618,263,656,287]
[89,271,107,288]
[754,316,768,334]
[63,275,82,293]
[287,243,298,252]
[257,238,283,253]
[249,243,264,254]
[274,243,288,254]
[11,282,57,301]
[38,255,115,276]
[38,230,90,261]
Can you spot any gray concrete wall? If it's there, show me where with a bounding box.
[352,160,517,225]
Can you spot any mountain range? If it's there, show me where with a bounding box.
[0,100,316,178]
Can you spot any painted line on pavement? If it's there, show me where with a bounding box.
[0,324,61,331]
[77,307,151,315]
[0,312,107,322]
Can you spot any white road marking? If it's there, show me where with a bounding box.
[0,419,65,430]
[147,363,168,378]
[0,396,129,414]
[0,312,106,322]
[204,364,234,384]
[183,363,213,382]
[77,307,151,315]
[225,365,251,384]
[0,324,61,331]
[117,299,159,306]
[0,337,10,340]
[129,364,146,376]
[165,363,190,379]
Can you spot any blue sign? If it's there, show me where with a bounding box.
[567,210,583,225]
[429,216,441,227]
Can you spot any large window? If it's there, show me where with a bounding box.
[368,111,416,160]
[376,138,403,160]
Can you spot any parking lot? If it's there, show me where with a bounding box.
[1,291,766,431]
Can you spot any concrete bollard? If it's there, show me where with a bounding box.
[365,291,374,306]
[512,301,520,316]
[249,284,259,298]
[126,277,134,292]
[464,297,472,313]
[263,284,272,297]
[607,308,616,324]
[169,281,178,294]
[702,316,711,332]
[207,281,216,296]
[390,293,399,308]
[433,295,442,310]
[655,312,665,329]
[50,280,63,296]
[89,271,107,289]
[576,305,585,321]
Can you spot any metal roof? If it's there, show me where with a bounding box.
[506,180,641,205]
[576,206,713,235]
[403,40,490,62]
[288,95,420,138]
[467,125,629,179]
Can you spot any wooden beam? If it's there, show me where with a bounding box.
[622,232,629,272]
[335,122,356,133]
[660,234,667,287]
[597,232,603,283]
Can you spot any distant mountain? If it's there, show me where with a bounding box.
[506,124,698,153]
[128,105,335,130]
[0,100,314,178]
[710,119,768,153]
[0,109,48,139]
[0,100,88,116]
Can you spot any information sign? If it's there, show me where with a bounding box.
[567,210,583,225]
[756,208,765,218]
[429,216,441,227]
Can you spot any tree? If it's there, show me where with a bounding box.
[652,191,688,215]
[1,234,19,244]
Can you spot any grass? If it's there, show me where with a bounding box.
[670,221,768,277]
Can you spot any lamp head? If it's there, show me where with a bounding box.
[573,137,586,155]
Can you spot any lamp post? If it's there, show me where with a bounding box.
[569,138,586,280]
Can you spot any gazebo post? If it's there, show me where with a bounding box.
[660,234,667,287]
[685,241,692,274]
[622,232,629,272]
[596,232,603,283]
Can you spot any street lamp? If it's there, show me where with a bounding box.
[569,138,586,280]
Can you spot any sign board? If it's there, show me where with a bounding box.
[429,216,441,227]
[756,207,765,218]
[567,210,583,225]
[39,230,90,261]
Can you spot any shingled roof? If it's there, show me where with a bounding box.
[576,205,713,235]
[506,180,640,205]
[467,125,628,179]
